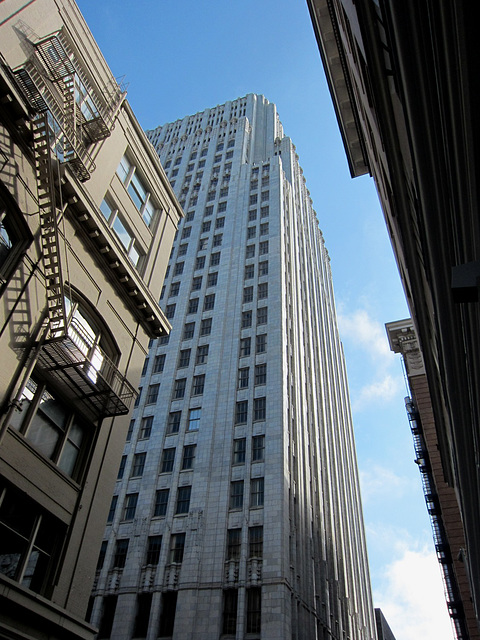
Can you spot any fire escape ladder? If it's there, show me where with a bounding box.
[32,113,66,341]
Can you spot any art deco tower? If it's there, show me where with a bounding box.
[90,94,376,640]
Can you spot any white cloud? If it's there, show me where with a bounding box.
[353,373,403,410]
[359,464,413,502]
[374,545,453,640]
[338,308,393,363]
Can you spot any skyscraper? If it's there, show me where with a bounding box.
[91,94,376,640]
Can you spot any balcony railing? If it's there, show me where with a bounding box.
[37,316,137,421]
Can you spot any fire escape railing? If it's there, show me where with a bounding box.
[405,399,467,640]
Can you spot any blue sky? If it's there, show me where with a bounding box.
[76,1,453,637]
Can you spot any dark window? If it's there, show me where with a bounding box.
[259,261,268,276]
[107,495,117,523]
[202,220,211,233]
[192,374,205,395]
[173,378,186,399]
[146,384,160,404]
[210,252,220,266]
[252,435,265,462]
[123,494,138,520]
[178,243,188,256]
[236,401,248,424]
[223,590,238,635]
[169,282,180,297]
[117,455,127,479]
[246,244,255,258]
[238,367,249,388]
[183,322,195,340]
[161,448,175,473]
[230,480,244,510]
[169,533,186,563]
[167,411,181,434]
[112,539,129,568]
[247,226,256,239]
[248,209,257,222]
[249,526,263,558]
[256,334,267,353]
[196,344,209,365]
[233,438,246,464]
[178,348,191,368]
[174,262,184,275]
[153,354,165,373]
[96,540,108,571]
[145,535,162,565]
[243,286,253,303]
[255,364,267,385]
[240,337,251,357]
[175,486,192,514]
[216,217,225,229]
[204,294,215,311]
[261,205,269,218]
[207,272,218,287]
[192,275,202,291]
[131,452,146,477]
[140,416,153,439]
[204,204,213,216]
[250,478,264,507]
[133,592,153,639]
[154,489,169,517]
[242,310,252,328]
[126,419,135,441]
[244,264,254,280]
[254,397,266,421]
[200,318,212,336]
[182,445,196,471]
[141,357,149,377]
[260,222,269,235]
[98,595,118,639]
[158,591,178,637]
[257,307,268,325]
[188,297,199,314]
[227,529,241,560]
[246,588,261,633]
[259,240,268,255]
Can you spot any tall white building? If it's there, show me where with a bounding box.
[91,94,376,640]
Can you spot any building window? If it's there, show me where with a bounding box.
[207,272,218,287]
[257,307,268,325]
[183,322,195,340]
[246,244,255,258]
[192,276,202,291]
[107,495,118,523]
[192,374,205,396]
[258,283,268,299]
[241,310,252,329]
[131,452,146,478]
[178,348,191,368]
[126,419,135,442]
[200,318,212,336]
[198,238,208,251]
[259,261,268,276]
[153,354,165,373]
[98,595,118,639]
[169,533,186,563]
[260,222,269,235]
[202,220,211,233]
[117,455,127,479]
[133,593,153,639]
[188,408,201,431]
[223,590,239,635]
[252,435,265,462]
[154,489,169,517]
[174,378,187,399]
[141,357,149,377]
[182,226,191,239]
[255,364,267,385]
[96,540,108,572]
[161,448,175,473]
[146,384,160,404]
[246,588,261,633]
[145,535,162,566]
[249,194,257,206]
[260,205,269,218]
[173,261,184,276]
[195,256,205,270]
[210,252,221,266]
[248,526,263,558]
[216,217,225,229]
[112,539,129,569]
[116,154,157,227]
[175,486,192,514]
[236,401,248,424]
[230,480,244,510]
[159,335,169,345]
[178,243,188,256]
[213,234,222,247]
[140,416,153,439]
[227,529,241,561]
[196,344,209,365]
[233,438,246,464]
[123,493,138,520]
[169,282,180,297]
[0,481,65,595]
[204,294,215,311]
[218,201,227,212]
[247,226,256,239]
[182,445,196,471]
[244,264,254,280]
[159,592,178,637]
[240,337,251,357]
[248,209,257,221]
[204,204,213,216]
[256,334,267,353]
[250,478,264,507]
[261,191,269,202]
[238,367,249,389]
[259,240,268,255]
[254,397,266,421]
[243,286,254,303]
[167,411,181,434]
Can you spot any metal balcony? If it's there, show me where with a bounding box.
[36,317,137,421]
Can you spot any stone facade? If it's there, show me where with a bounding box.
[91,94,376,640]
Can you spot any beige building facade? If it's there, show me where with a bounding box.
[0,1,182,638]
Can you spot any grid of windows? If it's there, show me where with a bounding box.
[259,240,269,255]
[259,261,268,276]
[165,304,176,319]
[161,448,175,473]
[195,256,205,270]
[258,283,268,299]
[200,318,212,336]
[244,264,254,280]
[246,244,255,258]
[210,252,221,266]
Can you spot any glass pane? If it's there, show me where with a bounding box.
[112,215,132,251]
[128,172,147,210]
[0,524,27,579]
[142,199,155,227]
[100,199,113,221]
[116,155,131,183]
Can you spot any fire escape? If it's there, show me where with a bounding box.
[14,28,135,420]
[405,399,468,640]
